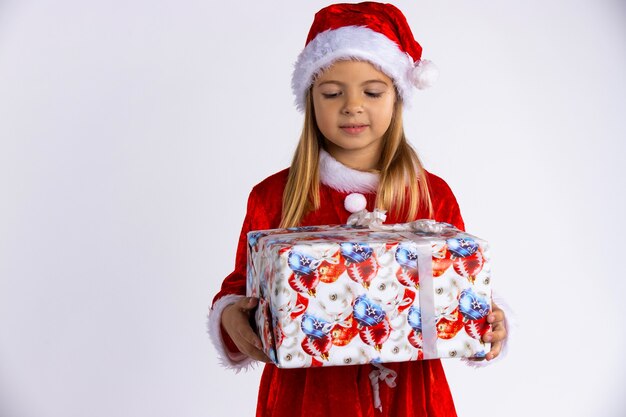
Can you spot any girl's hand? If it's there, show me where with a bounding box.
[481,301,507,361]
[221,297,271,363]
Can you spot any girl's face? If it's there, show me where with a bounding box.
[312,60,396,170]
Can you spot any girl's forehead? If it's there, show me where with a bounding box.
[314,60,393,84]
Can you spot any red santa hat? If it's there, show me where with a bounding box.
[292,1,438,112]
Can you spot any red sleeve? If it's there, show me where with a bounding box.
[211,170,287,306]
[211,189,257,306]
[210,188,261,355]
[426,172,466,232]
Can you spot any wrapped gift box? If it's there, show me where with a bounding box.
[246,221,492,368]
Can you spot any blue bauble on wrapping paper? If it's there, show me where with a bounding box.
[353,294,385,327]
[459,288,490,320]
[301,313,331,339]
[288,250,317,276]
[340,242,373,263]
[395,243,419,270]
[407,306,422,332]
[446,237,479,258]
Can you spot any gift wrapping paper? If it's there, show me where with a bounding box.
[246,222,492,368]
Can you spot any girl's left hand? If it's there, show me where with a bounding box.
[481,302,507,361]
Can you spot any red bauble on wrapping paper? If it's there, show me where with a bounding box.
[346,256,379,289]
[288,272,320,296]
[359,318,391,351]
[464,316,491,340]
[436,308,464,340]
[408,329,423,349]
[330,316,359,347]
[452,248,485,284]
[317,250,347,283]
[395,266,420,288]
[302,335,333,360]
[432,244,452,277]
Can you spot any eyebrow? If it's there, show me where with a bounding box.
[317,79,390,87]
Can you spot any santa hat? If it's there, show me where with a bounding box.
[291,1,438,112]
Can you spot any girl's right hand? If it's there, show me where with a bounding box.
[221,297,271,363]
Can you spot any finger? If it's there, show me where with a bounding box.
[485,341,501,361]
[482,322,507,342]
[490,324,507,342]
[232,316,274,363]
[248,346,272,363]
[237,321,264,351]
[234,332,272,363]
[235,297,258,313]
[487,310,504,324]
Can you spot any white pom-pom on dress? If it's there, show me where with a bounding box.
[344,193,367,213]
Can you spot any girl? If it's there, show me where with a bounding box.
[209,2,509,416]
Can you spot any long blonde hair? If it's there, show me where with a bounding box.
[280,92,433,228]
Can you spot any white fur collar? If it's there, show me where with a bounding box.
[319,149,379,193]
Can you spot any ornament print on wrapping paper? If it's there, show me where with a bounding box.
[253,231,491,367]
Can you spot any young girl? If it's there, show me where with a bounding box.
[209,2,509,416]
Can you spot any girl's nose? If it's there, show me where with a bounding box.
[342,96,364,115]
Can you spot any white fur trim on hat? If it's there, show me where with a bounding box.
[319,148,379,193]
[207,294,257,372]
[292,26,417,112]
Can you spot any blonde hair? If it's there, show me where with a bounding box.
[280,92,433,228]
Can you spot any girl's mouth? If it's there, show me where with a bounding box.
[340,124,368,134]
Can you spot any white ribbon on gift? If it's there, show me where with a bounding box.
[368,362,398,412]
[347,208,454,235]
[347,209,460,360]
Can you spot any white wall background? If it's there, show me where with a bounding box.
[1,0,625,416]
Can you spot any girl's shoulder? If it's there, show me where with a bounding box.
[242,169,289,231]
[424,170,457,200]
[250,168,289,193]
[424,170,465,230]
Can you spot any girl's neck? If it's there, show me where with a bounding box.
[324,142,382,171]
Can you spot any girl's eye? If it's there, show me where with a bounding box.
[321,92,341,98]
[365,91,383,98]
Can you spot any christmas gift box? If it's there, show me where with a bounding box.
[246,215,492,368]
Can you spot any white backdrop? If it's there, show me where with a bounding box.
[1,0,625,416]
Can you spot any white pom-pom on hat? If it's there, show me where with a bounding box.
[411,59,439,90]
[344,193,367,213]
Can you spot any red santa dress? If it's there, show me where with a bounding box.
[209,150,469,417]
